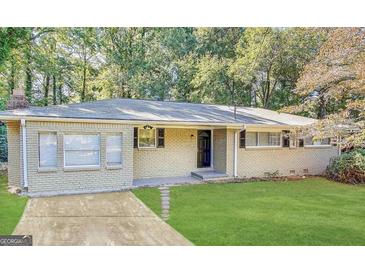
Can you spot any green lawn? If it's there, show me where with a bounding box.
[133,178,365,245]
[0,172,28,235]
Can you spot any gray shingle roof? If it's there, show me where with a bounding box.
[0,98,316,126]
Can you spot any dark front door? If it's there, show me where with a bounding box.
[197,130,211,168]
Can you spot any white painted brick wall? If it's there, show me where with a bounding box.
[6,121,339,194]
[133,128,197,179]
[24,121,134,193]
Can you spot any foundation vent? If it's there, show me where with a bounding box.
[303,168,309,174]
[289,169,295,175]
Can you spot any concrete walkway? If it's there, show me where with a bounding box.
[13,191,191,246]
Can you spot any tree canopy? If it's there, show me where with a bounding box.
[0,27,363,148]
[283,28,365,147]
[0,27,329,108]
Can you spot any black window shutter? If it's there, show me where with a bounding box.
[282,130,290,147]
[133,127,138,148]
[157,128,165,148]
[298,138,304,147]
[239,130,246,148]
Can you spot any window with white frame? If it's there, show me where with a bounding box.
[106,134,122,166]
[268,132,281,146]
[246,132,257,146]
[64,134,100,167]
[304,137,331,146]
[138,128,156,148]
[39,132,57,168]
[246,132,281,147]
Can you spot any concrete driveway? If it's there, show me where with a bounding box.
[13,191,191,246]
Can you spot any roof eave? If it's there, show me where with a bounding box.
[0,114,245,128]
[244,123,315,130]
[0,115,315,129]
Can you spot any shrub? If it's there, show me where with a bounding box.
[326,149,365,184]
[0,125,7,163]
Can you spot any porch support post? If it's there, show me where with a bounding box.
[211,129,214,168]
[233,130,238,178]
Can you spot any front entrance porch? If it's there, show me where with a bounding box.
[133,126,239,187]
[133,170,229,187]
[191,170,228,180]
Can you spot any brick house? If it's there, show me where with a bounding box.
[0,97,338,196]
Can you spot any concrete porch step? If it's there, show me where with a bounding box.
[191,170,228,180]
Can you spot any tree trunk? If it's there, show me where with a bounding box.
[251,89,257,107]
[52,75,57,105]
[24,29,34,102]
[263,70,271,108]
[58,83,63,104]
[8,55,16,95]
[81,65,86,102]
[24,49,32,101]
[44,75,50,106]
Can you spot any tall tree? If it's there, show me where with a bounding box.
[61,28,100,102]
[285,28,365,147]
[192,28,249,106]
[0,28,27,70]
[233,28,327,109]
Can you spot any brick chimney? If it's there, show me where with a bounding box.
[7,88,29,110]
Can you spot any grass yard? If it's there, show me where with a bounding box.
[133,178,365,245]
[0,172,28,235]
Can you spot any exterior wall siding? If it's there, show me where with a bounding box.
[24,121,134,194]
[133,128,197,179]
[226,129,235,177]
[237,146,338,178]
[5,120,339,195]
[213,129,227,173]
[6,121,21,187]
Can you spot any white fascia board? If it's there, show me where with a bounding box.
[0,114,244,128]
[244,124,312,131]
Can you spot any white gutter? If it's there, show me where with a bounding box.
[20,119,28,189]
[233,130,238,178]
[0,115,244,128]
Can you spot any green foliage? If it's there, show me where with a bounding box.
[233,28,326,108]
[0,28,28,70]
[0,27,345,112]
[0,125,7,162]
[284,29,365,149]
[327,149,365,185]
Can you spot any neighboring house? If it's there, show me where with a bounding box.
[0,94,338,196]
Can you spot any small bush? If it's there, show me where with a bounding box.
[326,149,365,184]
[0,125,7,163]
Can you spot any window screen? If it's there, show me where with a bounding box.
[39,132,57,168]
[64,134,100,167]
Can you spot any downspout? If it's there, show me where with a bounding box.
[233,130,238,178]
[21,119,28,189]
[211,129,214,169]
